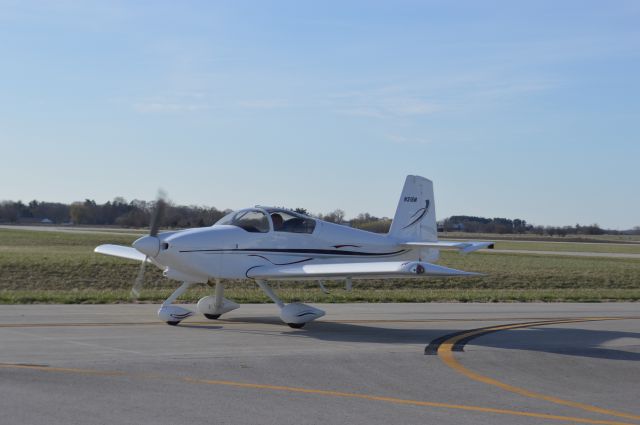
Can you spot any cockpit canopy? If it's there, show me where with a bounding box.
[215,208,316,234]
[216,209,270,233]
[266,208,316,233]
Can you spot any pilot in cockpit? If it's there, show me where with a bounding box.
[271,213,284,231]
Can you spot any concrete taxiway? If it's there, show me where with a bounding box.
[1,303,638,425]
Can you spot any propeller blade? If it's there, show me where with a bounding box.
[149,193,167,237]
[131,190,167,300]
[131,257,148,300]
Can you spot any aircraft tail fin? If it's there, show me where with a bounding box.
[388,175,437,242]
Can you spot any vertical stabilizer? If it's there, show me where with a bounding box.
[388,175,437,242]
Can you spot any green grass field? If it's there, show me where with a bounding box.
[442,231,640,244]
[1,228,639,303]
[490,240,640,254]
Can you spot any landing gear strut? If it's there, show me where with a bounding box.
[196,280,239,320]
[157,281,196,325]
[256,280,325,328]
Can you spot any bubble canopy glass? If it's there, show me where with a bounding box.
[215,208,316,234]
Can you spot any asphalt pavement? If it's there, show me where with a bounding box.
[1,303,638,425]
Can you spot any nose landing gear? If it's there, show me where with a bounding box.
[157,282,196,325]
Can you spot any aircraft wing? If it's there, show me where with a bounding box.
[246,260,481,281]
[94,244,148,262]
[401,241,494,254]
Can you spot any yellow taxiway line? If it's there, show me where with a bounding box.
[183,377,636,425]
[2,316,639,424]
[437,317,640,422]
[0,360,636,425]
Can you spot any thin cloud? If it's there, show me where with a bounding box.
[333,89,443,119]
[383,98,441,115]
[133,101,209,113]
[469,80,557,100]
[131,92,210,113]
[329,73,556,119]
[237,99,290,109]
[387,135,431,146]
[337,107,386,118]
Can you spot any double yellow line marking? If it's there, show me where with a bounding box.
[437,317,640,422]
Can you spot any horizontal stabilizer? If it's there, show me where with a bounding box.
[94,244,147,262]
[247,260,481,281]
[402,241,494,254]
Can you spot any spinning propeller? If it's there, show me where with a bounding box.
[131,192,167,300]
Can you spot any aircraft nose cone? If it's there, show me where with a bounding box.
[133,236,160,257]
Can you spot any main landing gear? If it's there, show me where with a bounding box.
[157,279,324,328]
[157,280,239,326]
[197,280,239,320]
[256,280,325,328]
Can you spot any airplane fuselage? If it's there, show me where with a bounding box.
[152,219,437,282]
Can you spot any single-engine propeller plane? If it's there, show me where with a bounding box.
[95,176,493,328]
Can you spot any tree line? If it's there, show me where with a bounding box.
[0,199,637,235]
[439,215,638,236]
[0,199,229,228]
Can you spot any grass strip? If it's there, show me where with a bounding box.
[2,288,639,304]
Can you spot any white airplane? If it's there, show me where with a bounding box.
[95,176,493,328]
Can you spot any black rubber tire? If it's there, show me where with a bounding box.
[287,322,305,329]
[204,314,221,320]
[166,321,180,326]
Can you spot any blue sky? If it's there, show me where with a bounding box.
[1,1,638,229]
